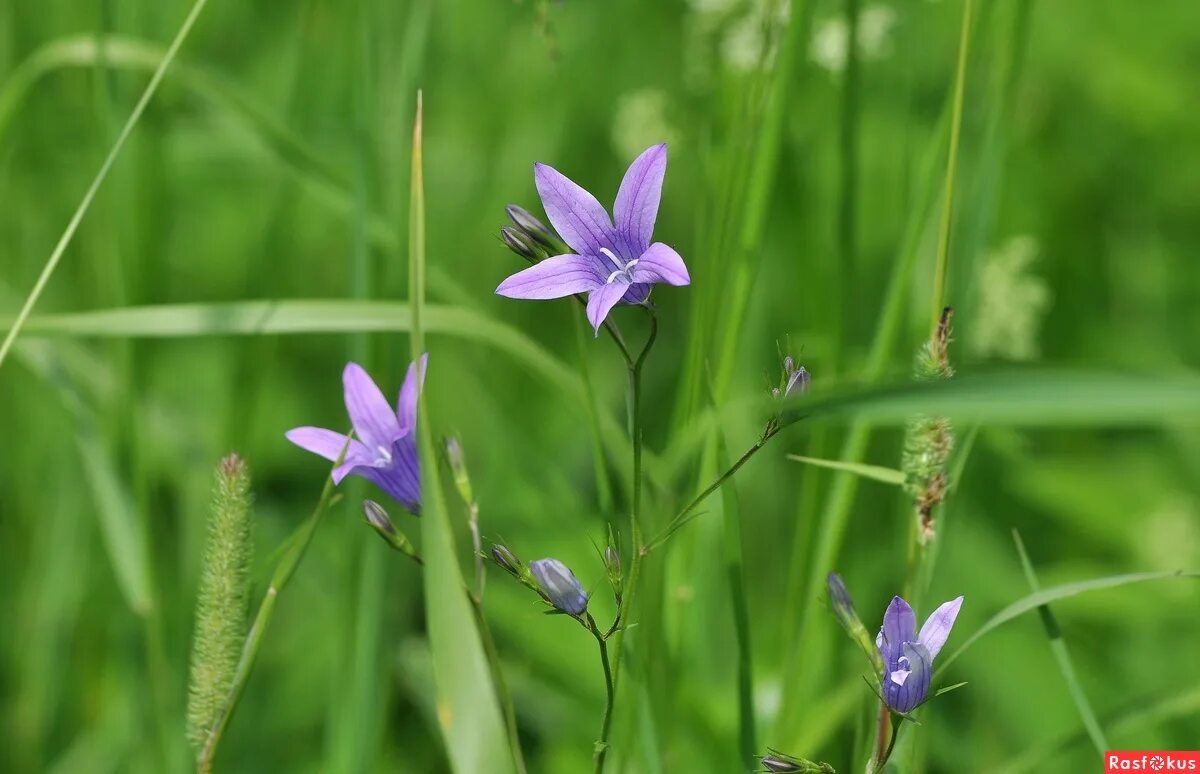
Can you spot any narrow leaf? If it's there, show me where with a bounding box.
[786,454,905,486]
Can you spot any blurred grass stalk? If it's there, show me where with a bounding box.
[0,0,211,370]
[407,92,518,774]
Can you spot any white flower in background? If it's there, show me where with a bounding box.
[611,89,680,162]
[810,3,897,73]
[721,0,791,73]
[971,236,1052,361]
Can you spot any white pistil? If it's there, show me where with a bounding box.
[375,445,393,464]
[600,248,640,285]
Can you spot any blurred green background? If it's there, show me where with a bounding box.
[3,0,1199,772]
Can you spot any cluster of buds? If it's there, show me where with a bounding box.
[499,204,561,264]
[362,500,422,565]
[772,355,811,401]
[902,306,956,544]
[488,543,590,616]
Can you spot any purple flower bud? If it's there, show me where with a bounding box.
[444,436,474,505]
[827,572,883,673]
[530,558,588,616]
[363,499,396,536]
[505,204,558,251]
[490,544,522,577]
[784,366,810,398]
[500,226,539,262]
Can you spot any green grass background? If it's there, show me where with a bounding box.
[2,0,1199,772]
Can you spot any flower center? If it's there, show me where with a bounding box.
[375,445,393,465]
[600,248,638,284]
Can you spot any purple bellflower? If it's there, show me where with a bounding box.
[876,595,964,713]
[495,143,691,334]
[530,558,589,616]
[286,355,428,514]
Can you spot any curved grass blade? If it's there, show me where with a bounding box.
[0,0,212,372]
[786,455,905,486]
[406,93,516,774]
[937,569,1200,675]
[1012,530,1108,754]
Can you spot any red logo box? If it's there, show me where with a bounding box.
[1106,752,1200,772]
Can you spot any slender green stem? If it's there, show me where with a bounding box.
[836,0,860,365]
[588,614,616,774]
[929,0,973,333]
[197,465,342,771]
[0,0,212,371]
[645,422,783,553]
[604,310,657,759]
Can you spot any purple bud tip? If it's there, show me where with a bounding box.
[363,500,396,536]
[490,544,521,576]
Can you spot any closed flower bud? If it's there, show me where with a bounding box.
[500,226,539,262]
[603,545,622,591]
[827,572,884,673]
[530,558,588,616]
[490,544,523,578]
[444,437,474,506]
[363,500,421,563]
[505,204,558,251]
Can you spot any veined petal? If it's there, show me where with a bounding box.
[613,143,667,255]
[878,596,916,667]
[358,436,421,514]
[534,162,615,256]
[495,254,604,299]
[631,242,690,286]
[884,642,932,713]
[343,362,401,451]
[396,353,429,436]
[917,596,964,661]
[586,282,628,335]
[286,422,369,477]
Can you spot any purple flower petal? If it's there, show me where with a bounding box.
[878,596,916,667]
[286,427,370,484]
[631,242,690,286]
[613,143,667,255]
[358,436,421,514]
[343,362,401,452]
[396,353,428,436]
[495,253,604,299]
[917,596,963,660]
[885,642,932,713]
[534,162,615,256]
[586,282,628,335]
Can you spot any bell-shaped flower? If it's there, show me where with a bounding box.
[875,595,963,713]
[286,355,427,514]
[495,144,690,334]
[530,558,589,616]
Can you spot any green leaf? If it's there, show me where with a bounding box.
[937,569,1200,675]
[792,369,1200,426]
[406,94,516,774]
[786,454,906,486]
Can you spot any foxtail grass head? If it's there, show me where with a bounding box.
[187,453,254,751]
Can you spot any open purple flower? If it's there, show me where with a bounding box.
[286,355,428,514]
[875,595,963,713]
[495,143,691,334]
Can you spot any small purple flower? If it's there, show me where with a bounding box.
[286,355,428,514]
[530,558,588,616]
[495,144,691,334]
[875,595,963,713]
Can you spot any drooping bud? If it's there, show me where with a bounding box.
[826,572,883,673]
[363,500,422,563]
[530,558,588,616]
[500,226,539,263]
[758,749,835,772]
[444,436,474,506]
[505,204,558,251]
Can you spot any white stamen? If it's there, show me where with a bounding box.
[375,445,393,464]
[890,668,911,687]
[599,247,624,270]
[606,270,624,284]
